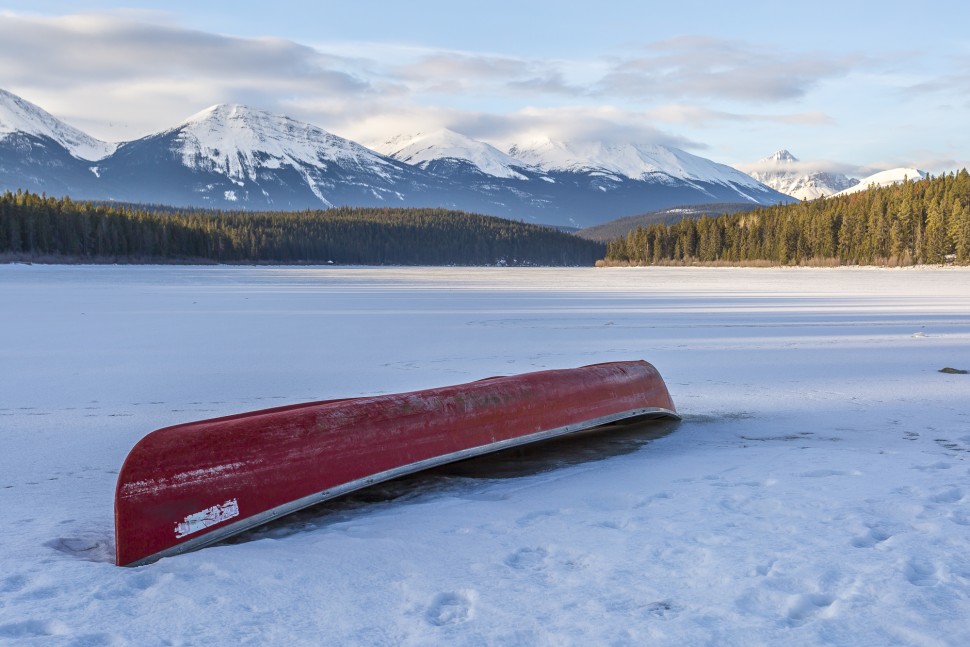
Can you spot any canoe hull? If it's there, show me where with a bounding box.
[115,360,677,566]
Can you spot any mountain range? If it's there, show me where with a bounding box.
[736,150,928,201]
[736,150,859,200]
[0,89,792,228]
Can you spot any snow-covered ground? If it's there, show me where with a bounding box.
[1,265,969,646]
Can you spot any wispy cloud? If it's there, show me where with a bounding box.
[735,156,868,177]
[452,105,706,150]
[506,72,586,96]
[645,104,835,127]
[597,36,859,102]
[395,52,532,84]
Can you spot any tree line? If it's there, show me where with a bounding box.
[604,170,970,266]
[0,191,605,266]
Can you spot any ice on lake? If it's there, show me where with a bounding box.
[1,265,969,645]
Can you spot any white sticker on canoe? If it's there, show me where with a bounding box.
[175,499,239,538]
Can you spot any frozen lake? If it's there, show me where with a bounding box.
[1,265,969,645]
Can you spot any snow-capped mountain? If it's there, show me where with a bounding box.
[376,134,792,226]
[736,150,859,201]
[375,129,529,180]
[509,139,763,188]
[172,104,401,193]
[0,88,792,227]
[0,89,115,196]
[94,103,436,209]
[0,88,115,161]
[832,168,926,196]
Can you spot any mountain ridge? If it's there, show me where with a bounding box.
[0,88,792,227]
[833,167,927,196]
[0,89,116,161]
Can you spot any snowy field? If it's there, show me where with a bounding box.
[1,265,969,646]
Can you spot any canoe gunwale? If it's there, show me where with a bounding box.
[123,404,678,567]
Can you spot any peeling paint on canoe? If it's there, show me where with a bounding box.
[175,499,240,539]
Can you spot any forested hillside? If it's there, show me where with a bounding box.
[0,191,604,266]
[579,202,758,242]
[603,171,970,266]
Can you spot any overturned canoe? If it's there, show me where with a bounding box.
[115,360,677,566]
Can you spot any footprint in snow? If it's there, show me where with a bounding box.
[851,526,893,549]
[645,599,683,619]
[0,619,70,639]
[504,547,549,571]
[45,536,114,563]
[0,574,28,593]
[786,593,835,626]
[949,510,970,526]
[515,510,559,528]
[904,559,941,587]
[426,590,476,626]
[930,487,965,504]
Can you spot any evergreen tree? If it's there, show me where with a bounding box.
[601,171,970,267]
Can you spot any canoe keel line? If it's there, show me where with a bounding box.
[115,360,678,566]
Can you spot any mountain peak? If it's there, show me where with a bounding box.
[166,102,393,186]
[181,103,278,125]
[0,88,116,161]
[767,149,798,163]
[375,129,529,179]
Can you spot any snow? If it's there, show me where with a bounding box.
[374,129,529,180]
[2,265,970,646]
[736,150,859,201]
[834,168,927,196]
[0,88,117,161]
[374,130,777,192]
[170,104,396,182]
[508,138,770,191]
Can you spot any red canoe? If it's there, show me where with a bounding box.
[115,360,677,566]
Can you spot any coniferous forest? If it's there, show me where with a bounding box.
[604,170,970,266]
[6,171,970,268]
[0,191,605,266]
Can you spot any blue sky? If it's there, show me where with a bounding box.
[1,1,968,174]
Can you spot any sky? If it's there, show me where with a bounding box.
[1,1,969,175]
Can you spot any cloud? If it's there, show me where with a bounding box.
[861,156,969,176]
[0,12,374,138]
[506,72,586,96]
[345,103,702,153]
[596,36,859,103]
[735,156,867,177]
[0,14,366,87]
[395,52,532,83]
[901,54,970,100]
[646,104,835,127]
[447,105,704,150]
[0,11,876,163]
